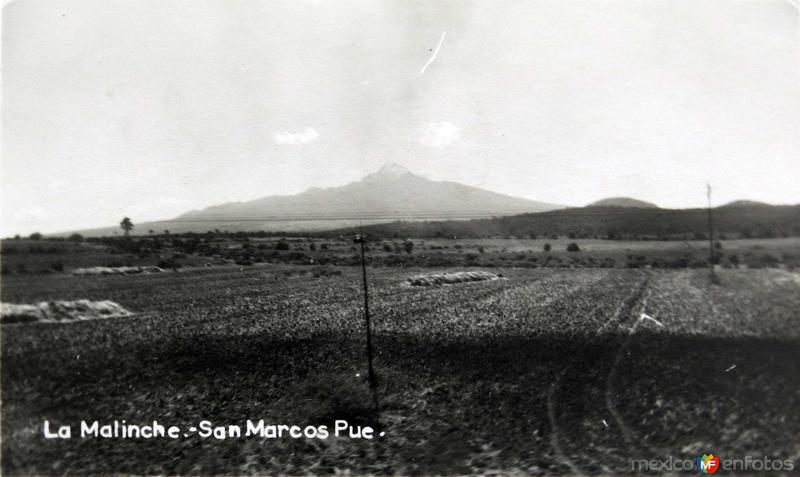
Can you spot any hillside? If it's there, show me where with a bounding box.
[324,203,800,239]
[588,197,659,208]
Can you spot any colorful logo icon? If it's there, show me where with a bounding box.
[696,454,720,474]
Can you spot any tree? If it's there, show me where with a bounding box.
[68,233,84,242]
[29,232,43,240]
[543,243,551,252]
[120,217,134,236]
[566,242,581,252]
[403,240,414,254]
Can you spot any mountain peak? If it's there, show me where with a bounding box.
[362,163,414,181]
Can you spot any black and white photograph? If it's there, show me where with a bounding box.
[2,0,799,475]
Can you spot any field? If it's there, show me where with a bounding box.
[3,236,799,275]
[2,256,800,474]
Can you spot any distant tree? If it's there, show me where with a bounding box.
[309,243,317,251]
[543,243,551,252]
[68,233,84,242]
[29,232,43,240]
[403,240,414,254]
[120,217,134,236]
[566,242,581,252]
[148,230,154,235]
[478,245,485,253]
[275,240,290,251]
[383,243,392,252]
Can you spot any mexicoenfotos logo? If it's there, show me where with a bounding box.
[696,454,720,474]
[631,454,795,473]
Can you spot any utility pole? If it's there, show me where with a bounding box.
[353,234,378,412]
[706,184,717,281]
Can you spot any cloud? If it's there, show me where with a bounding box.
[273,127,320,145]
[420,121,459,147]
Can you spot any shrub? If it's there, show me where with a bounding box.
[50,261,64,272]
[275,240,290,251]
[566,242,580,252]
[689,258,709,268]
[68,233,84,242]
[782,253,799,270]
[543,243,551,252]
[403,241,414,254]
[29,232,43,240]
[157,258,182,270]
[235,257,253,266]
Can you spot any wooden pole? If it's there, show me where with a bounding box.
[354,234,378,411]
[707,184,716,281]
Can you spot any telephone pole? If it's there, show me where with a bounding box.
[707,184,717,281]
[353,234,378,412]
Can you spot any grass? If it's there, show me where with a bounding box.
[2,265,799,474]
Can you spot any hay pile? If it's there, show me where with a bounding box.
[71,266,164,276]
[406,270,502,287]
[1,300,132,324]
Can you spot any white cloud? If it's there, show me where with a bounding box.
[273,127,320,145]
[420,121,459,147]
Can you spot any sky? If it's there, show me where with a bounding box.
[2,0,799,235]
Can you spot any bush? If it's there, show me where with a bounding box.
[68,233,84,242]
[689,258,709,268]
[566,242,580,252]
[543,243,551,252]
[29,232,43,240]
[275,240,290,251]
[235,257,253,266]
[157,258,182,270]
[50,261,64,272]
[383,244,392,252]
[403,241,414,254]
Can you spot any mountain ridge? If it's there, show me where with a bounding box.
[588,197,659,208]
[64,164,563,236]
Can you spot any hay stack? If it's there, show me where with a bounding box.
[1,300,132,324]
[71,266,164,276]
[407,270,502,287]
